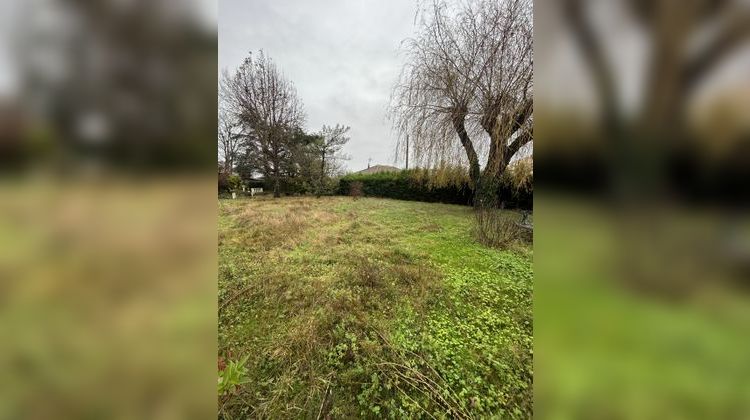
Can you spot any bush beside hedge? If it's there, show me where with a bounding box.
[337,170,532,209]
[219,177,315,196]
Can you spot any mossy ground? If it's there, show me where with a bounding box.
[218,196,532,419]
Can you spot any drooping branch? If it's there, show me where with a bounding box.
[561,0,620,133]
[683,11,750,91]
[452,110,480,185]
[390,0,533,197]
[505,127,533,168]
[486,98,533,176]
[509,98,534,134]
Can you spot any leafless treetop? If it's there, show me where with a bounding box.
[222,51,305,140]
[390,0,533,174]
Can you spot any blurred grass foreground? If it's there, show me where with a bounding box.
[0,0,218,418]
[0,177,217,419]
[535,195,750,418]
[535,0,750,418]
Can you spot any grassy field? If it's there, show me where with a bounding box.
[218,196,533,419]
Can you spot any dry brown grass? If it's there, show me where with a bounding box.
[229,199,340,252]
[2,178,217,419]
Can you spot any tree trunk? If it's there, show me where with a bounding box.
[273,176,280,198]
[273,165,281,198]
[451,115,480,188]
[317,150,325,198]
[475,169,502,209]
[453,114,504,209]
[473,129,508,209]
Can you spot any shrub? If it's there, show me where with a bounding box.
[339,170,473,205]
[349,181,363,199]
[228,174,243,193]
[317,176,340,197]
[248,176,338,197]
[338,169,532,209]
[473,209,532,249]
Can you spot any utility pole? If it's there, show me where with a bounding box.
[367,157,371,169]
[405,134,409,170]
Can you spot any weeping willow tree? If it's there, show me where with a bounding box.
[390,0,533,208]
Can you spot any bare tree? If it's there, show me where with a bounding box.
[222,51,306,197]
[315,124,351,196]
[561,0,750,197]
[218,111,243,174]
[558,0,750,296]
[391,0,533,207]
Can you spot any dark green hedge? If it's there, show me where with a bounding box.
[337,170,532,209]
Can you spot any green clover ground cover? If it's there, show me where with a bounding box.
[218,197,532,419]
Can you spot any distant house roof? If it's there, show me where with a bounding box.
[355,164,401,174]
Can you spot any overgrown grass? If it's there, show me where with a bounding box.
[218,196,533,418]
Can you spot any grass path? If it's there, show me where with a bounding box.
[218,197,532,419]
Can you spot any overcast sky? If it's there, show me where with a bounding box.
[219,0,418,172]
